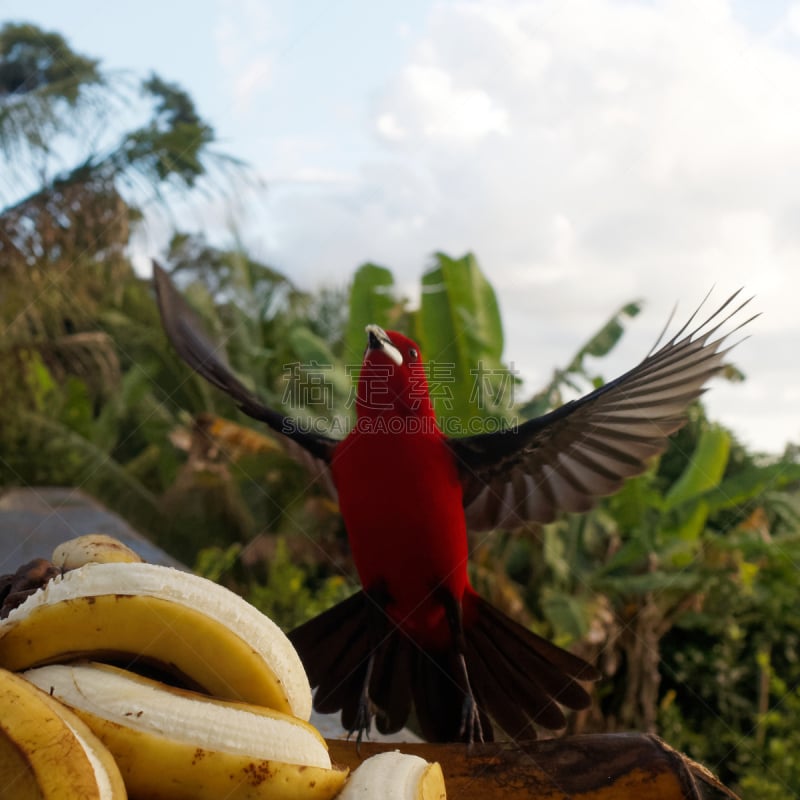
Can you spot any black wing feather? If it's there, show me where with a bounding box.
[449,290,756,530]
[153,262,339,485]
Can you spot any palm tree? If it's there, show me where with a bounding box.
[0,22,220,533]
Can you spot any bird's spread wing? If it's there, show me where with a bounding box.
[448,290,756,531]
[153,263,339,491]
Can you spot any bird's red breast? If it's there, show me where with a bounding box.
[332,329,470,648]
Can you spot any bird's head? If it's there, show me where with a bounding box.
[355,325,435,422]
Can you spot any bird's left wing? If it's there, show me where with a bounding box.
[153,263,339,491]
[447,290,756,531]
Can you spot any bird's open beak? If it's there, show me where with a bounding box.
[365,324,403,366]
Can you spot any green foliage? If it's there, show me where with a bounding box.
[118,75,215,188]
[162,232,352,426]
[0,21,223,215]
[344,263,397,362]
[195,540,356,631]
[738,670,800,799]
[0,351,165,533]
[664,425,731,509]
[417,252,516,423]
[510,390,800,785]
[327,251,522,428]
[0,25,237,553]
[246,543,355,631]
[194,543,244,584]
[0,22,102,159]
[656,516,800,796]
[0,23,100,100]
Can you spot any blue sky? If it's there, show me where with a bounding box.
[4,0,800,453]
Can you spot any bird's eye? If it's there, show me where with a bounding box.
[408,347,418,360]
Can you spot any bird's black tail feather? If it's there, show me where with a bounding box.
[288,590,598,743]
[463,593,599,740]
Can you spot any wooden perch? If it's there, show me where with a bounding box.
[327,733,740,800]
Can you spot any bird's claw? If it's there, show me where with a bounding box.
[347,692,375,756]
[459,693,484,746]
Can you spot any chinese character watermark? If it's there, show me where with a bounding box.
[469,361,519,410]
[281,361,334,408]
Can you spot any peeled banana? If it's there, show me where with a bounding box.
[52,533,143,569]
[0,561,311,718]
[0,666,127,799]
[24,662,348,800]
[337,750,446,800]
[0,534,447,800]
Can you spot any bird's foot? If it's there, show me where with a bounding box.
[347,691,376,755]
[459,692,484,746]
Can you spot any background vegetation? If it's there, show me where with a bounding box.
[1,24,799,798]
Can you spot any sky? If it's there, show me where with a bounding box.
[3,0,799,454]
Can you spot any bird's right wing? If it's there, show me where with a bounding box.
[448,290,757,531]
[153,263,339,493]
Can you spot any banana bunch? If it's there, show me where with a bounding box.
[0,667,127,799]
[0,534,446,800]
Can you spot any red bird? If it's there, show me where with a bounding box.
[154,264,753,743]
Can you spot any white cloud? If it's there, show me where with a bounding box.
[784,2,800,36]
[376,113,407,142]
[231,56,273,111]
[256,0,800,451]
[376,64,510,145]
[214,0,275,113]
